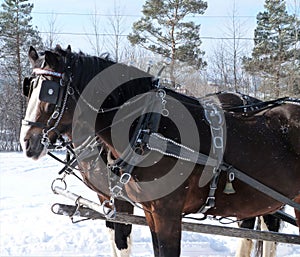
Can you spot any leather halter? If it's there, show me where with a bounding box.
[22,58,73,147]
[32,68,63,78]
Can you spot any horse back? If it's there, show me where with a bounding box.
[265,103,300,155]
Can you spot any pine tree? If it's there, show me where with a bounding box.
[243,0,300,98]
[128,0,207,85]
[0,0,43,150]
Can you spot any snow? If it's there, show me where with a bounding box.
[0,152,299,257]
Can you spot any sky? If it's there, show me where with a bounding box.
[3,0,300,58]
[24,0,267,57]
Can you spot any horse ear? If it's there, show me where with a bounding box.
[54,45,67,56]
[28,46,39,65]
[45,51,59,68]
[66,45,72,53]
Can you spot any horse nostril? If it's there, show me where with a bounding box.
[25,139,30,150]
[23,135,46,160]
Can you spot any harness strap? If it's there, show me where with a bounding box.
[47,151,67,165]
[22,119,47,129]
[107,91,164,200]
[223,97,290,113]
[33,68,63,78]
[273,209,298,227]
[146,132,216,166]
[145,131,300,212]
[197,169,221,213]
[224,164,300,212]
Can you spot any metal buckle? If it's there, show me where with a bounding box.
[104,208,116,219]
[120,173,131,184]
[41,133,50,147]
[51,110,59,119]
[111,185,122,197]
[213,136,223,149]
[206,196,215,207]
[102,199,116,219]
[228,171,235,182]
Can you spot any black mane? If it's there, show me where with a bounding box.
[52,46,154,109]
[73,53,116,92]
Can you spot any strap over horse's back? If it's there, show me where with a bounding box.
[214,91,298,114]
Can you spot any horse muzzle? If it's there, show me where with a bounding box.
[21,133,47,160]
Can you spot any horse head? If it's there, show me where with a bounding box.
[20,44,153,160]
[20,45,75,159]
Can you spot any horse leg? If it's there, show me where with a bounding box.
[106,224,122,257]
[144,209,182,257]
[259,215,280,257]
[98,196,133,257]
[144,211,159,256]
[294,195,300,232]
[106,221,132,257]
[235,239,253,257]
[113,199,133,250]
[235,218,255,257]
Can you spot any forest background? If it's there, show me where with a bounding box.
[1,0,300,151]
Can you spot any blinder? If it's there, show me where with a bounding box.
[22,77,33,97]
[39,80,61,104]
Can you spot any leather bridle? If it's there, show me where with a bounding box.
[22,57,74,148]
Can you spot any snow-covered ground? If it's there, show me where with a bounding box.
[0,152,299,257]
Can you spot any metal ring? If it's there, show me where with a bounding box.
[162,108,169,117]
[134,146,144,155]
[228,172,235,182]
[51,178,67,193]
[68,87,74,95]
[102,199,110,207]
[54,145,64,150]
[41,134,50,147]
[213,136,223,149]
[157,89,166,98]
[102,200,116,219]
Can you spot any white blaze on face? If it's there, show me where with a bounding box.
[20,77,47,158]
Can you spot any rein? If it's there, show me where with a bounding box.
[74,86,158,114]
[221,96,290,113]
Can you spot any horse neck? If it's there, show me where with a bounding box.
[73,55,153,107]
[73,55,115,91]
[70,55,153,149]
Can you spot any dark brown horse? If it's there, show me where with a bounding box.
[21,45,133,257]
[20,46,300,257]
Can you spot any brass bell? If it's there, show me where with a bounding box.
[223,181,236,194]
